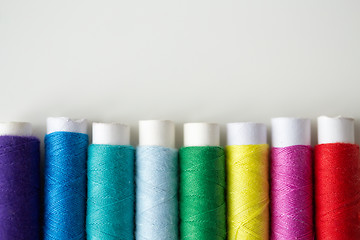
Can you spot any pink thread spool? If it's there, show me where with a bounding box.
[271,118,313,240]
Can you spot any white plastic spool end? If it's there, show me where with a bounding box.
[271,118,311,147]
[139,120,175,148]
[47,117,87,134]
[184,123,220,147]
[227,122,267,146]
[318,116,355,144]
[0,122,32,136]
[92,122,130,145]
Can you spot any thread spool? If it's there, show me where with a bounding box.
[0,122,33,136]
[226,122,269,240]
[139,120,175,148]
[87,122,135,240]
[315,116,360,239]
[180,123,226,239]
[318,116,354,144]
[92,122,130,145]
[0,122,40,239]
[136,120,178,240]
[44,117,88,240]
[271,118,313,239]
[227,122,267,145]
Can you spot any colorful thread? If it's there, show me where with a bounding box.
[179,146,226,240]
[315,143,360,239]
[44,131,88,240]
[0,136,40,239]
[136,146,179,240]
[87,145,135,240]
[271,145,314,239]
[226,144,269,240]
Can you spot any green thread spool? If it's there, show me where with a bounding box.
[180,123,226,240]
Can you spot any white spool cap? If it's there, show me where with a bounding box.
[0,122,32,136]
[184,123,220,147]
[47,117,87,134]
[318,116,355,144]
[226,122,267,145]
[92,122,130,145]
[139,120,175,148]
[271,118,311,147]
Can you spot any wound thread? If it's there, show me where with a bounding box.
[315,143,360,239]
[136,146,179,240]
[179,146,226,240]
[0,136,40,240]
[226,144,269,240]
[44,131,88,240]
[271,145,314,239]
[87,145,135,240]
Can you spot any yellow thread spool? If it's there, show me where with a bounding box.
[226,144,269,240]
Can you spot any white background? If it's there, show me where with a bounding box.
[1,0,360,146]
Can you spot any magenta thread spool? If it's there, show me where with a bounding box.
[271,118,313,240]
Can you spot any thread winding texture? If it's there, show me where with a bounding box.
[136,146,178,240]
[87,145,135,240]
[179,146,226,240]
[271,145,313,240]
[0,136,40,239]
[315,143,360,239]
[44,132,89,240]
[226,144,269,240]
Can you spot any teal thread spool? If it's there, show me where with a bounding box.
[87,123,135,240]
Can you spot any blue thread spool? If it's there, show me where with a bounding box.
[44,117,88,240]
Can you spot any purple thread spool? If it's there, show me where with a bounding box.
[0,122,40,240]
[271,118,314,240]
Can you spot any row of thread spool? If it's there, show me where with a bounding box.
[0,116,359,240]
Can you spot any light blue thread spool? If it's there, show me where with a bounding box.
[136,120,179,240]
